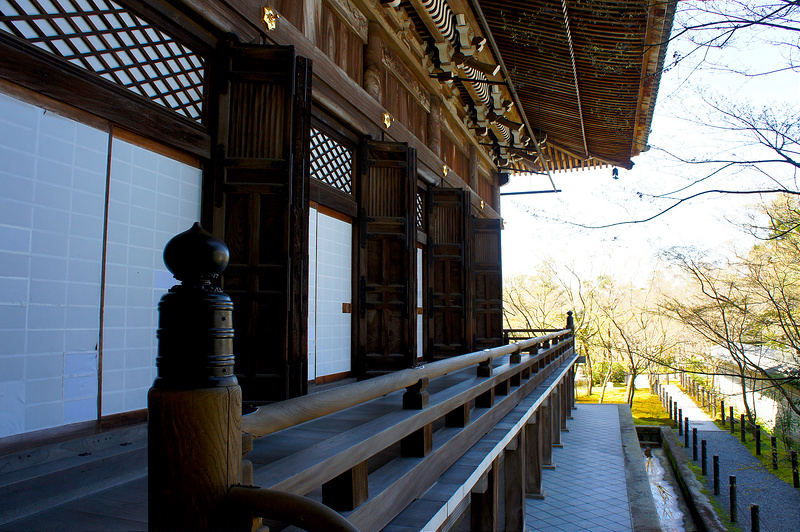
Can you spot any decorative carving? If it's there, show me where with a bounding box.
[381,43,431,112]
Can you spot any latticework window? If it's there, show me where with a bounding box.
[416,189,425,229]
[0,0,206,122]
[310,127,353,195]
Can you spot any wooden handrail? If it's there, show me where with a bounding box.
[227,486,360,532]
[242,329,571,438]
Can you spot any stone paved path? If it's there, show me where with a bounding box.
[526,404,633,532]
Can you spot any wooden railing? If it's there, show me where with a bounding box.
[147,225,579,532]
[242,329,571,438]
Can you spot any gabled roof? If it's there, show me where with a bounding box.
[476,0,676,172]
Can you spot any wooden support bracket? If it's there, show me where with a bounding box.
[477,358,493,378]
[403,377,430,410]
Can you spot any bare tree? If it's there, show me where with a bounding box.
[662,249,762,423]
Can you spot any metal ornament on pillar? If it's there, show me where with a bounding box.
[155,222,237,389]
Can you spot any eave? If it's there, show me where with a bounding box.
[475,0,676,172]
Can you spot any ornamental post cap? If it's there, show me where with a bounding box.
[163,222,229,282]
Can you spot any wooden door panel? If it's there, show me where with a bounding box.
[357,140,416,378]
[210,42,310,401]
[471,218,503,351]
[427,188,469,361]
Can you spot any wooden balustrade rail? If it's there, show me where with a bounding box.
[242,329,571,438]
[241,333,577,532]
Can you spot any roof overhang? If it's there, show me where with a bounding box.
[474,0,676,172]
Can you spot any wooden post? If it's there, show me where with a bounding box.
[542,396,555,469]
[495,379,511,396]
[148,224,244,531]
[322,461,368,511]
[471,458,499,532]
[560,380,568,431]
[525,411,545,498]
[771,436,778,470]
[701,439,707,475]
[401,378,432,457]
[363,22,382,103]
[504,432,525,532]
[567,367,575,418]
[674,401,678,429]
[468,144,478,190]
[552,386,562,447]
[446,403,471,427]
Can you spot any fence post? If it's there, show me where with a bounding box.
[771,437,778,470]
[701,440,707,475]
[713,455,719,495]
[721,400,725,423]
[730,407,735,433]
[751,504,760,532]
[740,414,746,443]
[755,427,761,456]
[678,409,683,436]
[684,418,689,447]
[693,428,698,461]
[148,224,244,531]
[730,476,737,523]
[793,451,799,488]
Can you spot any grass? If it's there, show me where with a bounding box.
[576,384,672,426]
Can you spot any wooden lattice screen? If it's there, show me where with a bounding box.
[0,0,206,122]
[416,188,426,230]
[309,127,353,195]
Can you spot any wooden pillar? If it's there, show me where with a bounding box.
[428,94,441,157]
[560,380,568,431]
[504,432,526,532]
[525,411,545,498]
[471,458,499,532]
[542,396,555,469]
[552,386,562,447]
[363,22,382,103]
[492,173,501,215]
[468,144,478,191]
[567,367,575,417]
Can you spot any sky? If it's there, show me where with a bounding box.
[500,6,799,285]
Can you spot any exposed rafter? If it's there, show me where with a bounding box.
[560,0,589,160]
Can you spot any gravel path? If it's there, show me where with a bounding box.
[693,429,800,532]
[663,384,800,532]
